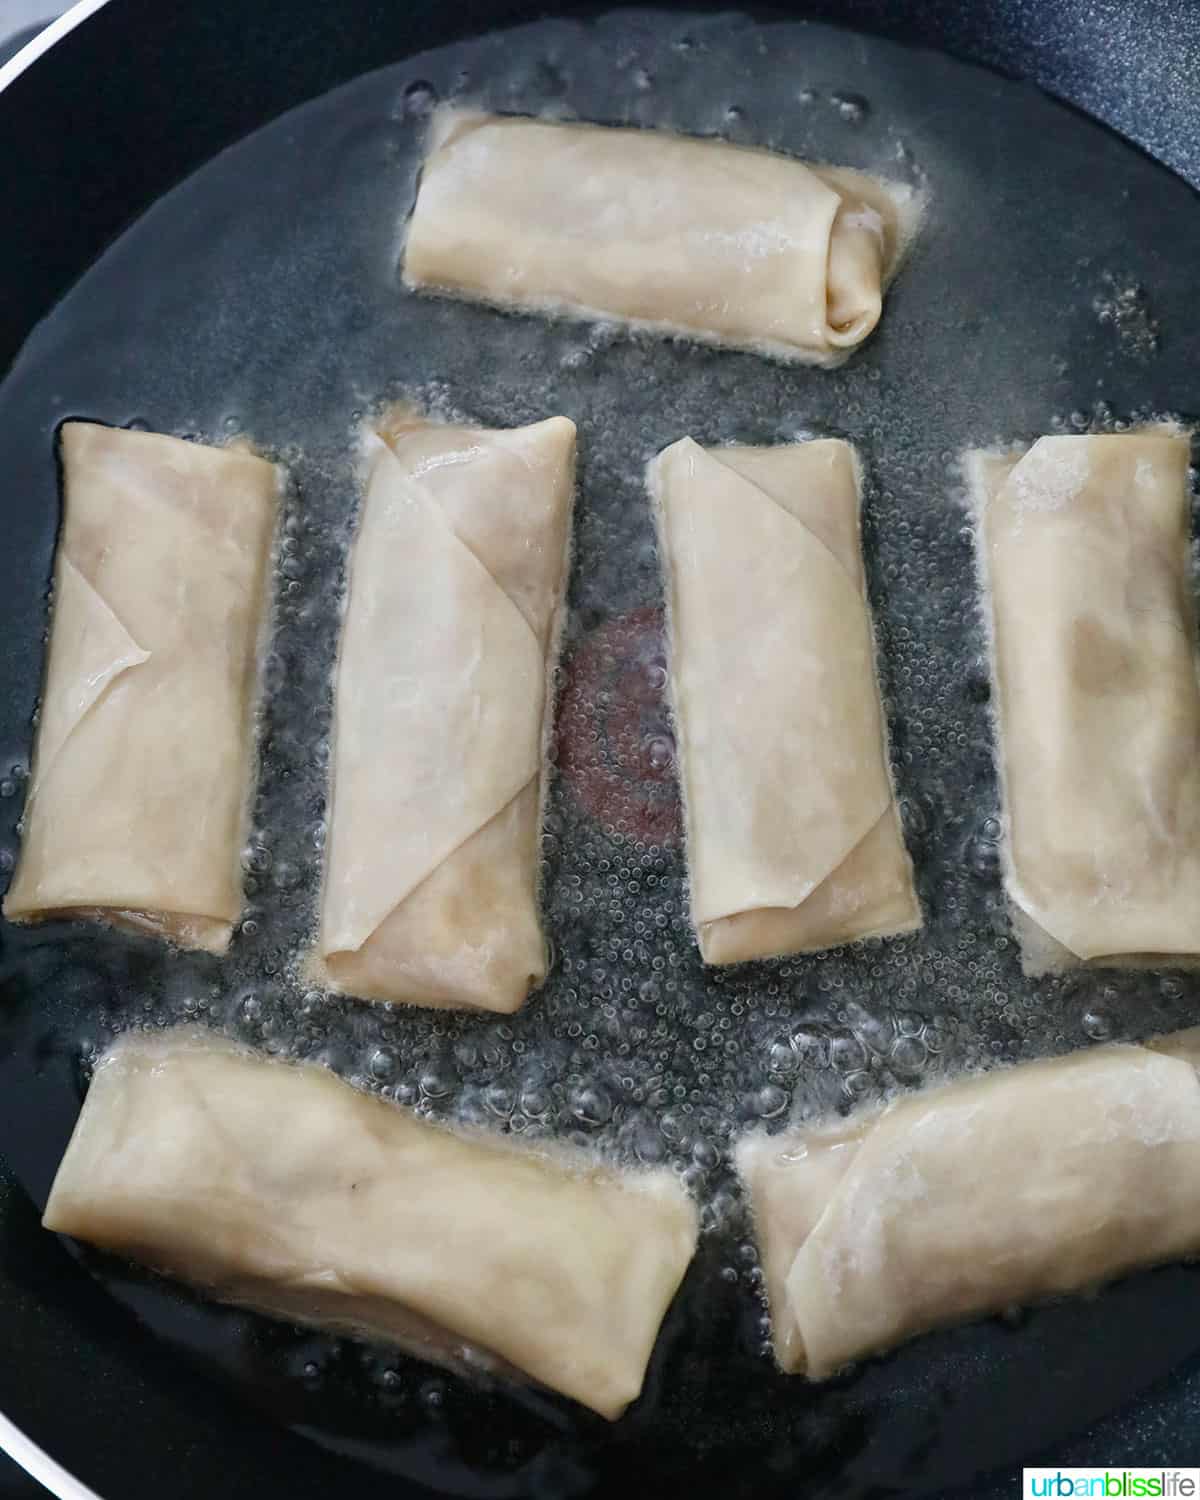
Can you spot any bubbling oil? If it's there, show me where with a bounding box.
[1,6,1200,1492]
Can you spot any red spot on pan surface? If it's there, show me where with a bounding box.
[556,606,682,848]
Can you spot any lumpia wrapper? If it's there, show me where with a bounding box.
[318,413,574,1011]
[44,1028,698,1420]
[404,109,920,366]
[738,1028,1200,1378]
[3,422,277,953]
[651,436,918,963]
[972,431,1200,972]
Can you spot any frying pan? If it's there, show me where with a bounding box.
[4,1,1200,1496]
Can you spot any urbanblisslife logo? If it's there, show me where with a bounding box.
[1024,1471,1200,1498]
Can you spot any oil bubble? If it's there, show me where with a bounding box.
[242,843,272,875]
[369,1048,396,1081]
[966,817,1003,880]
[750,1084,788,1119]
[890,1034,928,1076]
[1081,1009,1112,1042]
[484,1082,515,1117]
[419,1061,459,1099]
[569,1083,613,1126]
[692,1138,718,1169]
[401,80,439,119]
[768,1040,798,1076]
[829,1034,866,1073]
[831,91,869,123]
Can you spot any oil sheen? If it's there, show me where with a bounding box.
[1,8,1199,1495]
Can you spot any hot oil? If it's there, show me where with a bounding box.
[1,8,1200,1495]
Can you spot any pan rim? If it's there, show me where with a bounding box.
[0,12,114,1493]
[1,0,1198,1493]
[0,0,110,96]
[0,1410,101,1500]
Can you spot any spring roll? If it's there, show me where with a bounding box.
[649,436,919,964]
[737,1028,1200,1379]
[970,430,1200,973]
[3,422,277,953]
[403,109,921,367]
[44,1027,698,1420]
[317,410,574,1011]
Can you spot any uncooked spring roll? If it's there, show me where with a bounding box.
[44,1027,698,1420]
[3,422,277,953]
[738,1028,1200,1379]
[970,429,1200,973]
[403,109,921,367]
[649,437,920,964]
[317,410,575,1011]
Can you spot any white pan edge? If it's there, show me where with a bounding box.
[0,0,109,94]
[0,9,114,1500]
[0,1408,101,1500]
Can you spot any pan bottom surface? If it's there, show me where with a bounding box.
[2,8,1200,1495]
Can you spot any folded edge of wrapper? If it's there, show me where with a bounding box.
[648,434,921,965]
[965,425,1200,975]
[402,107,927,368]
[43,1026,699,1421]
[312,408,576,1012]
[736,1025,1200,1379]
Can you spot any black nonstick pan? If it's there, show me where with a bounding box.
[4,2,1200,1496]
